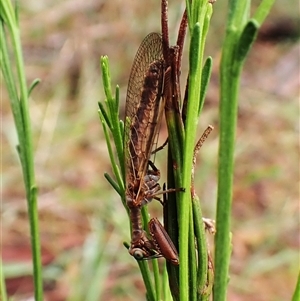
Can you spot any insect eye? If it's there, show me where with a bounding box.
[133,249,144,260]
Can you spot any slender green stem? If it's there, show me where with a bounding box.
[214,44,238,299]
[1,2,42,300]
[179,21,201,301]
[253,0,276,25]
[192,196,208,296]
[0,23,22,134]
[213,3,246,296]
[101,57,125,178]
[153,260,161,301]
[179,0,212,300]
[213,1,274,300]
[179,1,213,300]
[162,263,173,301]
[188,212,197,301]
[165,150,180,301]
[138,261,156,301]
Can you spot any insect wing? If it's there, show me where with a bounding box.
[149,217,179,265]
[124,33,164,188]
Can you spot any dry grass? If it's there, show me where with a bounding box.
[2,0,299,300]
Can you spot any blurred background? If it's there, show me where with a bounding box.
[1,0,299,300]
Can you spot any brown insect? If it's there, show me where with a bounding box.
[124,32,180,265]
[149,217,179,265]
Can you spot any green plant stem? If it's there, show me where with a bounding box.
[214,39,238,299]
[138,261,156,301]
[214,4,247,297]
[213,1,274,300]
[188,212,197,301]
[192,196,208,297]
[162,263,173,301]
[180,2,213,300]
[153,260,161,301]
[179,21,202,301]
[253,0,275,24]
[1,2,42,300]
[165,149,180,301]
[100,56,125,181]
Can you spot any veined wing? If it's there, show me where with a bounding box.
[124,33,164,190]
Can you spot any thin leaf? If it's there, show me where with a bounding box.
[28,78,41,96]
[98,102,112,129]
[104,173,121,196]
[198,56,212,115]
[236,19,259,65]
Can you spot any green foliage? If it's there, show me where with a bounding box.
[214,1,275,300]
[0,1,43,300]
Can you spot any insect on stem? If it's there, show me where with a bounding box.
[124,32,182,265]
